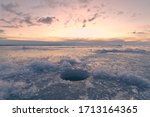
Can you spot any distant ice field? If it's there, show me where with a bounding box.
[0,45,150,100]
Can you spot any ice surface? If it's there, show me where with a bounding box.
[28,60,58,74]
[0,45,150,100]
[95,48,147,54]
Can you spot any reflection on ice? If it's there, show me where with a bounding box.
[0,45,150,100]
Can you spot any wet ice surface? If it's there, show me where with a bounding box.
[0,45,150,100]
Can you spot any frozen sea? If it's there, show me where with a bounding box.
[0,44,150,100]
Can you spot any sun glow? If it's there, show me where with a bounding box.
[47,25,126,40]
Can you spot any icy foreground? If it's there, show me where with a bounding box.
[0,45,150,100]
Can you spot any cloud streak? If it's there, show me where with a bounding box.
[0,29,5,33]
[37,17,58,24]
[1,3,29,17]
[0,3,38,28]
[78,0,90,3]
[1,25,22,29]
[132,31,147,35]
[88,13,98,22]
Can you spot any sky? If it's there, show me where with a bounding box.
[0,0,150,41]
